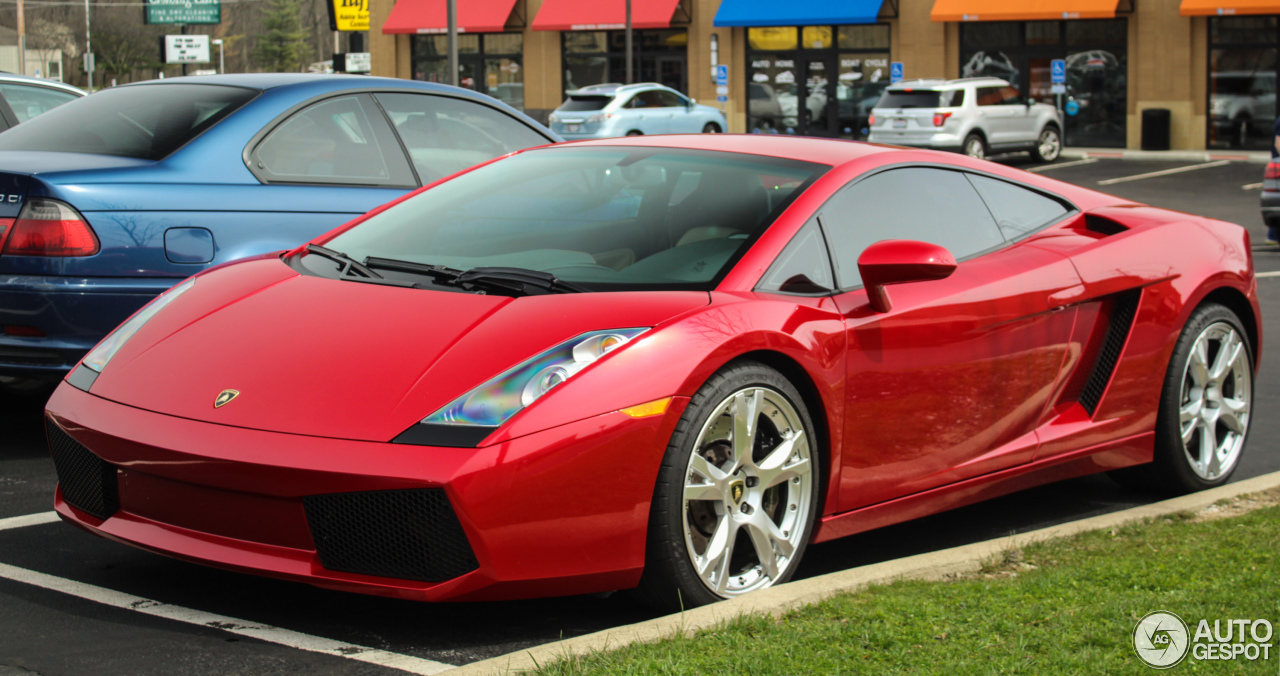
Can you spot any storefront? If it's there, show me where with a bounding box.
[560,29,689,94]
[382,0,527,109]
[1202,16,1277,150]
[955,19,1128,147]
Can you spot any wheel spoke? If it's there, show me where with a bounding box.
[1209,331,1242,384]
[1219,400,1247,435]
[1197,424,1216,476]
[696,515,733,576]
[745,517,780,581]
[731,390,762,468]
[1189,339,1210,387]
[1181,418,1200,445]
[684,480,723,503]
[689,452,728,483]
[1179,399,1202,426]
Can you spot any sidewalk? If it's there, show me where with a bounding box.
[1062,146,1271,163]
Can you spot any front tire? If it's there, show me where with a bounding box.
[702,122,721,133]
[1113,303,1253,493]
[963,133,987,160]
[1031,126,1061,162]
[625,130,644,136]
[633,361,820,611]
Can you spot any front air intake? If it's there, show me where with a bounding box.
[46,419,119,520]
[304,488,479,583]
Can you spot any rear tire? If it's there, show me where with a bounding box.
[963,133,986,160]
[702,123,721,134]
[625,130,644,136]
[1111,303,1252,493]
[631,361,820,612]
[1031,126,1061,162]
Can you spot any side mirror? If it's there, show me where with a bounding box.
[688,98,697,107]
[857,240,957,313]
[1026,98,1036,107]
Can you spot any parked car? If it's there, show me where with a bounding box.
[0,74,557,388]
[548,82,727,139]
[1260,158,1280,243]
[868,77,1063,161]
[0,72,83,128]
[46,135,1257,609]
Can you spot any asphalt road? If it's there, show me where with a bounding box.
[2,156,1278,675]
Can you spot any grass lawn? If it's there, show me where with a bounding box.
[536,493,1280,675]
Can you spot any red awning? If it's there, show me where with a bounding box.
[383,0,519,34]
[532,0,684,31]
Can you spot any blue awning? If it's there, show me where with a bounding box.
[713,0,887,26]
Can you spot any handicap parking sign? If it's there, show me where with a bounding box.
[890,62,904,83]
[1050,59,1066,84]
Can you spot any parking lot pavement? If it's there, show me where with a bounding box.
[2,155,1279,675]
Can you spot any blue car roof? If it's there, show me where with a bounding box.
[119,73,477,97]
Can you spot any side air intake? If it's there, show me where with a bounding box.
[1079,290,1141,414]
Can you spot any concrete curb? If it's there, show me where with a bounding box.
[1061,147,1271,163]
[449,470,1280,675]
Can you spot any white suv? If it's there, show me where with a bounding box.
[867,77,1062,162]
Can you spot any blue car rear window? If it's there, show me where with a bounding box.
[0,84,257,161]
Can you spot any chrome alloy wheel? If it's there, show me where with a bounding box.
[681,387,814,596]
[1037,128,1061,161]
[1178,322,1251,481]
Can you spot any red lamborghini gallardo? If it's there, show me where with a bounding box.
[44,135,1259,609]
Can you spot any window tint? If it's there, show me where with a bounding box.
[0,84,79,123]
[821,167,1004,289]
[998,86,1023,105]
[560,95,612,111]
[976,86,1006,106]
[627,91,666,108]
[253,95,412,186]
[876,90,944,109]
[0,84,254,160]
[376,93,549,185]
[654,90,685,107]
[757,219,834,295]
[967,174,1069,239]
[942,89,964,107]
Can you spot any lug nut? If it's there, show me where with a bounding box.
[745,477,758,487]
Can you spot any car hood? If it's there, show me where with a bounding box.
[87,257,710,442]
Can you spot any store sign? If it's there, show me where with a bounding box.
[345,52,370,73]
[146,0,220,25]
[327,0,369,32]
[162,35,211,63]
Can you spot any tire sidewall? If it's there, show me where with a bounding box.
[642,361,822,608]
[1033,127,1061,162]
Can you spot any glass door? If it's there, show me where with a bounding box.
[800,57,837,137]
[837,53,890,140]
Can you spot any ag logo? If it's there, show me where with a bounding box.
[1134,611,1190,669]
[213,389,240,408]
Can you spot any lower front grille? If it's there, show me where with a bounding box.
[46,419,119,520]
[304,488,479,583]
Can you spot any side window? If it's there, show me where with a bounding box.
[655,90,685,108]
[0,84,79,123]
[999,86,1023,105]
[967,174,1070,240]
[821,167,1004,289]
[976,86,1005,107]
[375,93,550,185]
[757,219,835,295]
[940,89,965,107]
[252,95,413,186]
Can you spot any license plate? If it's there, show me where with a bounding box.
[567,124,580,132]
[893,118,907,129]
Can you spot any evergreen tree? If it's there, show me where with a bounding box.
[253,0,307,72]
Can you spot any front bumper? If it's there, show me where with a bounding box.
[0,275,175,378]
[45,382,686,602]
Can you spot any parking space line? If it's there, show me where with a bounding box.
[1096,160,1232,186]
[1256,271,1280,277]
[0,560,455,675]
[1026,158,1099,173]
[0,512,59,532]
[1242,182,1264,190]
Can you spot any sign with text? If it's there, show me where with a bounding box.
[327,0,369,32]
[163,35,211,63]
[146,0,220,25]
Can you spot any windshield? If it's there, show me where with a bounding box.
[321,147,827,292]
[0,84,257,160]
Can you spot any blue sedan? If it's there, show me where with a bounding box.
[0,74,558,386]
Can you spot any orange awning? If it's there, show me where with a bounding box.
[532,0,684,31]
[383,0,518,34]
[1180,0,1280,16]
[931,0,1121,21]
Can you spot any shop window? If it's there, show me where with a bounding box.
[961,22,1020,48]
[1025,22,1060,46]
[749,27,798,51]
[802,26,833,49]
[1211,17,1278,44]
[565,31,609,53]
[1066,19,1126,46]
[838,25,890,50]
[412,33,523,110]
[562,29,688,94]
[416,34,481,55]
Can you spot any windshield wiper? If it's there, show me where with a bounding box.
[306,244,383,279]
[364,257,589,296]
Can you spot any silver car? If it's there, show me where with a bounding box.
[0,72,83,129]
[549,83,728,139]
[867,77,1062,162]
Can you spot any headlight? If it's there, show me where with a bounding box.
[423,328,649,428]
[82,277,195,372]
[549,113,560,123]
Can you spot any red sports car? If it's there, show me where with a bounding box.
[44,136,1259,609]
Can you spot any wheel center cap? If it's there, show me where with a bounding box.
[729,479,746,506]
